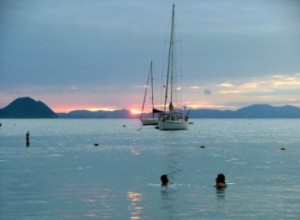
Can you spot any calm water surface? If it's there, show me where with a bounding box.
[0,119,300,219]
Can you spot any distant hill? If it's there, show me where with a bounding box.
[59,104,300,119]
[189,104,300,118]
[1,97,300,118]
[0,97,58,118]
[58,109,136,119]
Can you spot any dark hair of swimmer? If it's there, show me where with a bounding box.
[215,173,227,189]
[160,174,169,186]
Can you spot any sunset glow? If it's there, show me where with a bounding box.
[49,104,119,113]
[130,109,142,115]
[86,107,117,112]
[2,71,299,113]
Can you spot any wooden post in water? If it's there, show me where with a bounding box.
[26,131,30,147]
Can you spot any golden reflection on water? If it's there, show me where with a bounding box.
[82,188,113,218]
[128,191,143,220]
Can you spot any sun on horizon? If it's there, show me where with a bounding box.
[130,109,142,115]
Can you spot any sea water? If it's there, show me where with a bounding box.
[0,119,300,219]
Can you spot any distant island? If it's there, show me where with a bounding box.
[188,104,300,118]
[1,97,300,118]
[58,109,134,119]
[0,97,57,118]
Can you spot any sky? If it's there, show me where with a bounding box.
[1,0,300,113]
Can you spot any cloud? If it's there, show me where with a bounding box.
[183,72,300,110]
[219,82,235,88]
[70,86,79,91]
[216,73,300,95]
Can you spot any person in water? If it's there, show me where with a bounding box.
[160,174,169,186]
[215,173,227,189]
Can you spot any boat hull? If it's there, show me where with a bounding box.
[141,118,159,126]
[158,111,188,130]
[158,119,188,130]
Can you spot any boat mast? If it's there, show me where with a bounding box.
[150,61,155,119]
[140,61,152,120]
[164,4,175,112]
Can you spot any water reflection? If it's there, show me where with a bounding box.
[82,187,114,218]
[128,191,143,220]
[159,146,181,219]
[160,186,179,220]
[216,188,225,200]
[130,148,140,156]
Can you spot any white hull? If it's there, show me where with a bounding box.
[140,118,159,125]
[158,119,188,130]
[158,111,188,130]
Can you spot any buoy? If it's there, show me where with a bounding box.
[200,145,205,149]
[280,147,286,151]
[94,143,99,147]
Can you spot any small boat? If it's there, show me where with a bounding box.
[158,4,189,130]
[140,61,159,125]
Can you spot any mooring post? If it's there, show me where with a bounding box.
[26,131,30,147]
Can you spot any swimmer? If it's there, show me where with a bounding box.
[160,174,169,186]
[215,173,227,189]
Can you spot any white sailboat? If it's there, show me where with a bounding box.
[140,61,159,125]
[158,4,189,130]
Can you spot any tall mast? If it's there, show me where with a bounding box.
[164,4,175,111]
[150,61,154,118]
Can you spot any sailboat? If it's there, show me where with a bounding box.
[140,61,159,125]
[158,4,189,130]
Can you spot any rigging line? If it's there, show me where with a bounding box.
[140,62,151,119]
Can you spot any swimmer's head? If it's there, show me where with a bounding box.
[160,174,169,186]
[216,173,226,184]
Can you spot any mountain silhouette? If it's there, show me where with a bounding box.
[189,104,300,118]
[58,109,134,118]
[0,97,58,118]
